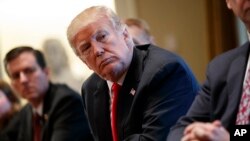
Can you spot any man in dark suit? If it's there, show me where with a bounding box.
[66,6,200,141]
[1,46,93,141]
[167,0,250,141]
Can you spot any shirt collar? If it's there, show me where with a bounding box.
[33,102,43,116]
[107,71,127,95]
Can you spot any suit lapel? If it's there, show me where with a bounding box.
[41,83,54,141]
[225,43,250,128]
[93,79,113,140]
[117,47,146,136]
[21,105,33,141]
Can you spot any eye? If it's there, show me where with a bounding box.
[96,31,108,42]
[78,43,92,56]
[23,67,36,75]
[9,67,36,80]
[10,72,20,80]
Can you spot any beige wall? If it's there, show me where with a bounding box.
[115,0,210,83]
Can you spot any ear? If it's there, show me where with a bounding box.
[43,67,50,77]
[122,27,132,40]
[122,28,133,43]
[122,28,134,47]
[226,0,232,9]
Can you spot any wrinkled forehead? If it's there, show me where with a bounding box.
[67,10,111,41]
[6,52,36,69]
[71,17,114,46]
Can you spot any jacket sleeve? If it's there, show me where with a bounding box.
[167,63,213,141]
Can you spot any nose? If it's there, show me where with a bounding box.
[92,42,104,57]
[19,72,28,83]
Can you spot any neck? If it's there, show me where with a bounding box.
[31,94,45,108]
[32,101,42,109]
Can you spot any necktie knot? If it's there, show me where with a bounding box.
[111,83,121,96]
[34,113,42,123]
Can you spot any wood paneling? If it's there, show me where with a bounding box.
[206,0,237,59]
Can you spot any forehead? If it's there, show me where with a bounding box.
[73,18,113,43]
[7,52,37,72]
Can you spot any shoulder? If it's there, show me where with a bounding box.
[81,73,106,98]
[83,73,100,85]
[137,44,180,62]
[137,44,189,69]
[138,44,194,77]
[209,42,249,67]
[206,42,249,77]
[45,83,82,107]
[5,104,32,129]
[135,44,198,88]
[43,84,84,118]
[49,83,80,97]
[18,104,32,115]
[82,73,102,90]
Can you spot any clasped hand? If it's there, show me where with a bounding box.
[181,120,229,141]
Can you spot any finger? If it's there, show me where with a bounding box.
[193,126,207,140]
[212,120,222,127]
[181,133,199,141]
[184,123,201,135]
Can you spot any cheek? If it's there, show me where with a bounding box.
[11,82,20,92]
[83,59,94,70]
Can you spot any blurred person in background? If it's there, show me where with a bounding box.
[0,80,21,130]
[42,38,84,93]
[124,18,156,45]
[1,46,93,141]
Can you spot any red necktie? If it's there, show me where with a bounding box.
[236,69,250,124]
[111,83,121,141]
[33,113,42,141]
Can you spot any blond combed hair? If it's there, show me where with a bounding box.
[67,6,126,53]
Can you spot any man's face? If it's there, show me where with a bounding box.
[72,18,133,82]
[226,0,250,24]
[6,52,49,103]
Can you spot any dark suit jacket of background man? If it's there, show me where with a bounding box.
[167,42,250,141]
[1,83,93,141]
[82,44,200,141]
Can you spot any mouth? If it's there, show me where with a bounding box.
[22,86,34,95]
[99,57,115,70]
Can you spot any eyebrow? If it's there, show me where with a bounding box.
[76,26,109,47]
[77,40,87,49]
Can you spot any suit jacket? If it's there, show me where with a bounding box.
[1,83,93,141]
[82,44,200,141]
[167,42,250,141]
